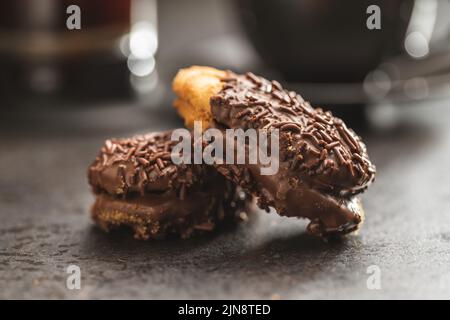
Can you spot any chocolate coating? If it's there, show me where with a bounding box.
[211,72,375,196]
[89,131,206,197]
[209,71,375,236]
[88,131,248,239]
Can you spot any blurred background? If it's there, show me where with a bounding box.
[1,0,449,124]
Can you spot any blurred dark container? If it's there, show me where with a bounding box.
[237,0,414,83]
[0,0,132,102]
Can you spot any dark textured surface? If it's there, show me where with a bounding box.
[1,99,450,299]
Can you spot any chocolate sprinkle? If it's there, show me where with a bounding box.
[89,131,209,198]
[210,70,376,197]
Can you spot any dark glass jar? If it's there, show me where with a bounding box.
[0,0,133,102]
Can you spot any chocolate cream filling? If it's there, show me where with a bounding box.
[91,181,238,240]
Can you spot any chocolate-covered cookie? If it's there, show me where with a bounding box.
[173,66,375,237]
[88,131,247,239]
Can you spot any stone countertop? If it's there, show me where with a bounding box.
[1,99,450,299]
